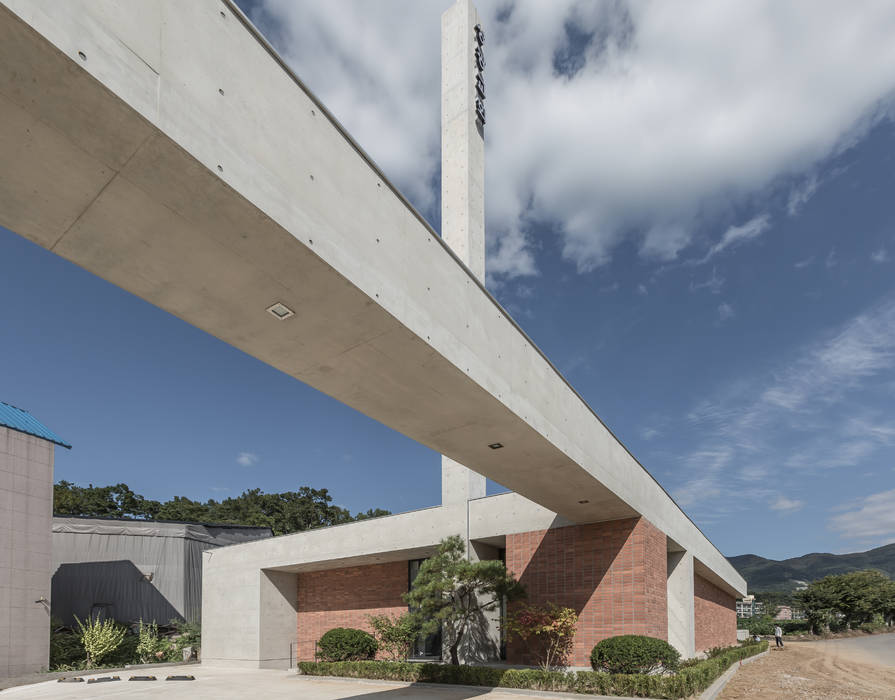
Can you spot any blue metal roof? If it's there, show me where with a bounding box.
[0,401,71,449]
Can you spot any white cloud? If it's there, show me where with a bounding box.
[770,496,804,512]
[794,256,814,269]
[826,248,838,268]
[871,248,889,263]
[760,298,895,411]
[672,297,895,508]
[829,488,895,542]
[236,452,259,467]
[248,0,895,280]
[697,215,771,264]
[637,283,648,296]
[718,302,735,321]
[690,266,725,294]
[640,427,660,441]
[787,174,820,216]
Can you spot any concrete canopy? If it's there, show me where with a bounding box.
[0,0,745,596]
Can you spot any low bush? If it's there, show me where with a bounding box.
[367,613,417,661]
[779,619,811,634]
[590,635,680,674]
[50,627,85,669]
[317,628,378,662]
[298,640,768,699]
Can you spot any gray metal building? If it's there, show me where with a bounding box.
[52,517,271,626]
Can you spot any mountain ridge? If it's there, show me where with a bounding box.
[728,542,895,591]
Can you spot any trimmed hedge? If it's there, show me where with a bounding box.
[591,635,680,674]
[317,628,378,662]
[297,640,768,699]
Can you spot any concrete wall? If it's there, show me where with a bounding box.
[505,518,668,667]
[694,573,737,652]
[0,428,54,677]
[202,505,466,667]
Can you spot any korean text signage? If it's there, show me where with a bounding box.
[474,23,485,126]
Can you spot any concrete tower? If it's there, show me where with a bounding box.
[440,0,488,506]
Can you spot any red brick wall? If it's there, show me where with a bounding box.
[694,574,736,651]
[505,517,668,666]
[296,561,408,661]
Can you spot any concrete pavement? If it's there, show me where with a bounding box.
[0,666,627,699]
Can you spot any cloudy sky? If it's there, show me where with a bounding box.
[3,0,895,561]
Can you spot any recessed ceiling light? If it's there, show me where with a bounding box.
[578,499,589,504]
[266,302,295,320]
[488,442,503,450]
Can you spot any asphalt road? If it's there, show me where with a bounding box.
[819,632,895,668]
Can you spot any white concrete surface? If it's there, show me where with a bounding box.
[0,1,745,600]
[666,549,696,659]
[0,428,54,678]
[0,666,634,699]
[201,505,466,667]
[440,0,487,510]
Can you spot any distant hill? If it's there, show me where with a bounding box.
[729,542,895,591]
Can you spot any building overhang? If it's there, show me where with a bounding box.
[0,0,744,596]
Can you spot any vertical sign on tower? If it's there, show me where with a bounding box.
[474,22,485,126]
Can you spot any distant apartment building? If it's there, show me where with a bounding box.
[736,594,765,618]
[774,605,805,620]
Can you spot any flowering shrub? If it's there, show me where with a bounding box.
[74,615,126,667]
[505,602,579,669]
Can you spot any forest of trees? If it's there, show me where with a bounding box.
[53,481,390,536]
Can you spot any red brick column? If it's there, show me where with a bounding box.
[505,517,668,667]
[296,561,408,661]
[694,574,736,651]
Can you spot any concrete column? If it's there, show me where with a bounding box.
[440,0,487,507]
[667,549,696,658]
[258,569,298,669]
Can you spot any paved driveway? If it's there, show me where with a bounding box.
[0,666,618,700]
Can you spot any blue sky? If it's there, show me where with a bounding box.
[3,1,895,561]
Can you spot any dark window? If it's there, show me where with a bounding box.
[408,559,442,659]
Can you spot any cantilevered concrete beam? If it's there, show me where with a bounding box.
[0,0,744,595]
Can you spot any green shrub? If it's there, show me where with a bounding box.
[859,614,886,633]
[590,635,680,674]
[778,619,811,634]
[298,642,768,699]
[50,627,85,669]
[74,615,127,667]
[168,618,201,660]
[103,632,139,666]
[367,613,417,661]
[317,628,378,662]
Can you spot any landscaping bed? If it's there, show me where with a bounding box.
[297,641,769,700]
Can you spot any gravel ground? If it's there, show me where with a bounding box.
[720,638,895,699]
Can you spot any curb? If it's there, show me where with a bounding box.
[293,675,638,700]
[699,650,769,700]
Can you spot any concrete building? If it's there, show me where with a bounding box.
[0,0,747,673]
[735,595,765,619]
[0,402,70,678]
[51,516,272,627]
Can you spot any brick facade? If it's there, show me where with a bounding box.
[296,561,408,661]
[694,573,736,652]
[505,517,668,666]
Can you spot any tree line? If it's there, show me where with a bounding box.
[795,569,895,633]
[53,481,390,536]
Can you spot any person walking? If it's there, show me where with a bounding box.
[774,624,784,648]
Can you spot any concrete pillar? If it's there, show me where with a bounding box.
[258,570,298,669]
[440,0,487,507]
[667,549,696,658]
